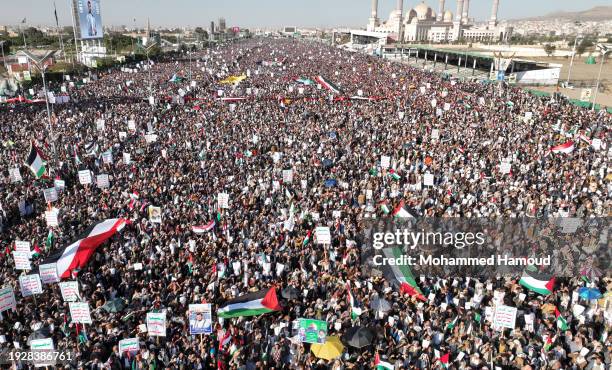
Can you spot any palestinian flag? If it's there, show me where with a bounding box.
[375,352,394,370]
[217,287,281,318]
[30,243,42,259]
[392,200,416,218]
[295,77,314,85]
[192,220,216,234]
[544,335,555,351]
[40,218,129,279]
[315,76,343,95]
[302,230,312,246]
[519,267,555,295]
[438,353,450,369]
[446,317,458,330]
[550,141,574,154]
[84,141,99,157]
[169,74,182,83]
[25,141,46,178]
[128,191,139,210]
[555,307,569,331]
[381,247,425,300]
[346,282,362,320]
[389,169,401,181]
[45,229,54,250]
[380,201,390,214]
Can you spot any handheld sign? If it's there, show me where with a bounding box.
[69,302,92,324]
[188,304,213,335]
[39,263,60,284]
[493,305,517,330]
[19,274,43,297]
[218,193,230,209]
[59,281,80,302]
[78,170,92,185]
[146,312,167,336]
[13,251,32,270]
[315,226,331,244]
[0,287,17,313]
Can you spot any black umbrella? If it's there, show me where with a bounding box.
[342,326,375,348]
[27,326,50,345]
[101,298,126,313]
[281,286,300,300]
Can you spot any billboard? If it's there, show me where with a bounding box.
[76,0,103,39]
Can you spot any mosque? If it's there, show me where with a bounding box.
[361,0,513,43]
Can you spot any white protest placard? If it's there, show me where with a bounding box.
[430,98,437,108]
[19,274,42,297]
[191,80,197,88]
[45,209,59,227]
[122,152,131,165]
[146,312,167,336]
[500,161,511,174]
[0,286,17,313]
[43,187,58,203]
[423,173,434,187]
[118,338,140,355]
[102,151,113,164]
[119,131,127,140]
[282,169,293,183]
[78,170,92,185]
[218,193,230,209]
[144,134,158,143]
[380,155,391,169]
[39,263,60,284]
[315,226,331,244]
[128,120,136,131]
[30,338,54,366]
[96,119,105,131]
[398,111,405,120]
[443,103,451,111]
[13,251,31,270]
[591,138,601,150]
[59,281,80,302]
[96,174,110,189]
[420,86,426,94]
[431,129,440,140]
[9,167,22,183]
[493,304,517,330]
[524,111,533,120]
[14,241,31,253]
[54,179,65,191]
[69,302,92,324]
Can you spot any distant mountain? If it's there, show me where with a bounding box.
[519,6,612,22]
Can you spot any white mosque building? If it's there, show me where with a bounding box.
[360,0,512,43]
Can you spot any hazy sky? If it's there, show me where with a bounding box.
[1,0,609,28]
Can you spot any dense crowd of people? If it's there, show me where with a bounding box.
[0,37,610,369]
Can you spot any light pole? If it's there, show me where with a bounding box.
[0,41,6,68]
[591,44,610,111]
[24,50,57,159]
[566,35,582,86]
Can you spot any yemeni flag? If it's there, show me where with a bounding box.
[40,218,129,279]
[25,141,46,178]
[346,282,362,319]
[519,266,555,295]
[374,353,394,370]
[315,76,343,94]
[550,141,575,154]
[217,287,281,318]
[392,200,416,218]
[555,307,569,331]
[381,247,425,300]
[192,220,216,234]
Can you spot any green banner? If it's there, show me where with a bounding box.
[298,318,327,344]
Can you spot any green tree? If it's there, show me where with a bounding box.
[543,44,556,57]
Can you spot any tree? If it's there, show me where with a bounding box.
[543,44,556,57]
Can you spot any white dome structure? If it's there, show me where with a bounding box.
[414,2,433,20]
[443,10,453,22]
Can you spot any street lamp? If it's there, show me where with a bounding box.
[566,33,582,86]
[591,43,610,111]
[23,50,57,158]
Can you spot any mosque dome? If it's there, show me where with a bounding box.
[443,10,453,22]
[414,2,433,20]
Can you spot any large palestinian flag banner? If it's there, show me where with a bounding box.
[41,218,129,278]
[25,141,46,178]
[217,288,281,318]
[315,76,343,95]
[519,267,555,295]
[381,247,425,300]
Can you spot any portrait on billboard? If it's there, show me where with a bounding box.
[77,0,103,39]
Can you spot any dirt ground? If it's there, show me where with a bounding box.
[529,56,612,107]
